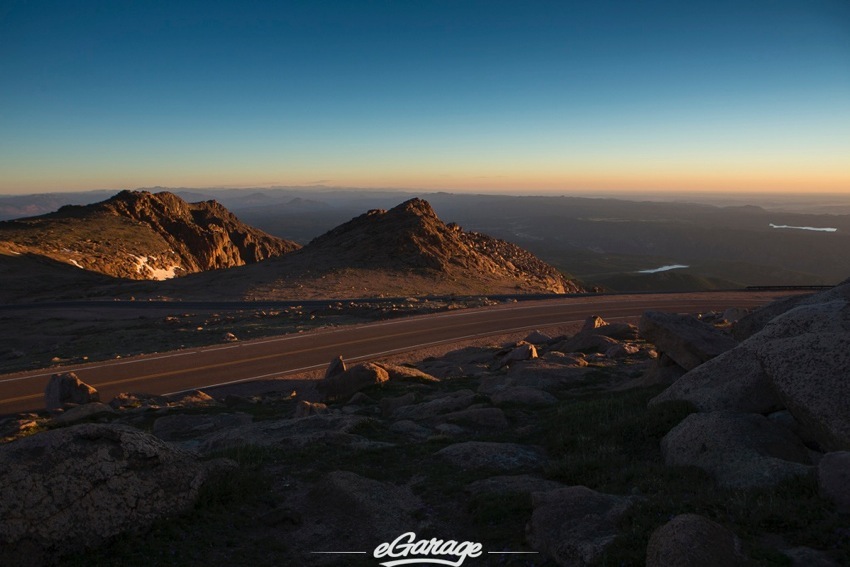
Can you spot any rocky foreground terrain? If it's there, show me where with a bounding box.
[0,190,299,281]
[1,284,848,566]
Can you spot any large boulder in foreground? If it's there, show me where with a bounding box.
[646,514,744,567]
[0,423,219,565]
[527,485,634,566]
[44,372,99,410]
[661,411,812,489]
[747,299,850,451]
[649,346,781,414]
[639,311,737,371]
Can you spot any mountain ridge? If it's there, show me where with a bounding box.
[0,190,300,280]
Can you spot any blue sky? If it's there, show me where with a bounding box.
[1,0,848,194]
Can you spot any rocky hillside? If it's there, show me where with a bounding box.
[162,198,582,299]
[0,190,300,280]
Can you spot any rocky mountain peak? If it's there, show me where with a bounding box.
[299,197,581,295]
[0,190,300,280]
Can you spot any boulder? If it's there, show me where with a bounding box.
[605,343,640,358]
[526,485,634,566]
[781,546,842,567]
[646,514,744,567]
[294,401,329,418]
[153,412,253,446]
[52,402,115,425]
[168,389,220,408]
[324,355,346,379]
[499,342,538,367]
[375,363,439,383]
[817,451,850,513]
[109,391,169,410]
[435,441,546,472]
[595,322,640,341]
[306,471,423,551]
[581,315,607,332]
[379,392,416,417]
[661,411,813,489]
[0,424,219,564]
[553,333,620,354]
[746,299,850,450]
[392,390,477,421]
[44,372,99,410]
[200,414,371,454]
[317,362,389,402]
[524,330,553,344]
[639,311,737,370]
[649,346,781,414]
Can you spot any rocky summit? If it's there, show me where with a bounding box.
[165,198,582,299]
[0,190,300,280]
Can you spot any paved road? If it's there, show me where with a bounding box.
[0,291,795,415]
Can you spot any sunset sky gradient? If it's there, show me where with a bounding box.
[1,0,848,194]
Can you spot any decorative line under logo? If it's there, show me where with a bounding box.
[311,531,538,566]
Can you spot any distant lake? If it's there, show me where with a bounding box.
[637,264,689,274]
[769,223,837,232]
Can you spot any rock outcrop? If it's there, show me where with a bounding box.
[646,514,744,567]
[639,311,737,371]
[0,423,221,565]
[44,372,99,410]
[527,486,635,566]
[652,284,850,451]
[661,411,813,488]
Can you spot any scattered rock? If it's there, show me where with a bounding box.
[109,392,169,410]
[436,441,546,472]
[392,390,477,421]
[524,330,552,344]
[499,342,538,367]
[389,419,431,439]
[553,333,620,354]
[817,451,850,513]
[324,355,346,379]
[306,471,423,551]
[722,307,749,323]
[317,362,389,403]
[639,311,738,370]
[661,411,813,488]
[168,389,220,408]
[581,315,607,332]
[380,392,416,417]
[222,332,238,342]
[153,412,253,444]
[294,401,329,418]
[376,363,439,383]
[44,372,99,410]
[646,513,744,567]
[527,485,634,566]
[0,423,222,564]
[605,343,640,358]
[52,402,115,425]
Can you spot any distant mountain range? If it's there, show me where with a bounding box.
[0,191,582,301]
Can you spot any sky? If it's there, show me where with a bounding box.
[0,0,848,195]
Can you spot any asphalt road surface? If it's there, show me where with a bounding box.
[0,291,796,415]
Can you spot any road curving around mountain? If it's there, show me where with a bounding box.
[0,290,803,415]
